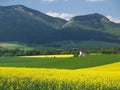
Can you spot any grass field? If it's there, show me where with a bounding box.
[0,54,120,90]
[0,54,120,69]
[0,42,33,50]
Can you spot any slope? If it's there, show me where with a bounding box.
[0,5,66,44]
[0,5,120,48]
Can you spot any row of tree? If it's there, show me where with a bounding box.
[0,49,74,56]
[0,48,120,57]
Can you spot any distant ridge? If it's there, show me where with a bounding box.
[0,5,120,48]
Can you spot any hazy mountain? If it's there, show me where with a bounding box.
[63,13,108,30]
[0,5,67,44]
[0,5,120,48]
[63,13,120,36]
[58,13,120,47]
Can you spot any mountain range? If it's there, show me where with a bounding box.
[0,5,120,48]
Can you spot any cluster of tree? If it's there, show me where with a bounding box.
[0,48,120,57]
[0,49,74,56]
[84,48,120,54]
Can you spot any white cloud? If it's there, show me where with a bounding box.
[42,0,56,2]
[107,16,120,23]
[46,12,73,20]
[86,0,104,2]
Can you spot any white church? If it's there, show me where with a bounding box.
[79,48,86,56]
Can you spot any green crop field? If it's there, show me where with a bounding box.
[0,54,120,69]
[0,42,33,50]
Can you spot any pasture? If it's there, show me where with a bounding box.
[0,42,33,50]
[0,54,120,90]
[0,54,120,69]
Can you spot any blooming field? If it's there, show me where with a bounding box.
[0,62,120,90]
[21,54,74,58]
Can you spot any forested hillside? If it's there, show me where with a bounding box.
[0,5,120,48]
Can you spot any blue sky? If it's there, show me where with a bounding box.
[0,0,120,23]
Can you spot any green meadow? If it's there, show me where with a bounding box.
[0,54,120,69]
[0,42,33,50]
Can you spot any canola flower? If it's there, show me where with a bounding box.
[21,54,74,58]
[0,62,120,90]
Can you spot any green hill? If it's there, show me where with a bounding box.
[0,5,120,48]
[0,5,66,44]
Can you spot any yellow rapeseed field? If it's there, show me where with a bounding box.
[21,54,74,58]
[0,62,120,90]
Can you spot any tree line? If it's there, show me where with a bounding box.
[0,48,120,57]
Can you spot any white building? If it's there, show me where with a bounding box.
[79,48,86,56]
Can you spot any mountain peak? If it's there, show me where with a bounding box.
[65,13,110,30]
[71,13,109,22]
[0,5,34,15]
[12,5,26,12]
[9,5,35,14]
[12,5,25,7]
[0,5,120,47]
[89,13,105,17]
[0,5,67,30]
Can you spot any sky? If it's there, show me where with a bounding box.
[0,0,120,23]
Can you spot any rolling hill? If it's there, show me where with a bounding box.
[0,5,120,48]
